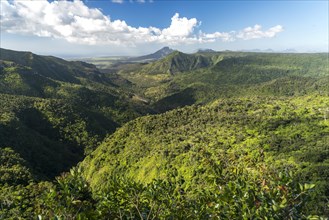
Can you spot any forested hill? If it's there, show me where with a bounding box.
[0,48,105,84]
[0,48,328,218]
[115,51,329,112]
[0,48,152,179]
[141,51,213,75]
[80,95,329,216]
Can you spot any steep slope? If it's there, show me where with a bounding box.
[127,46,175,62]
[0,48,115,98]
[0,147,34,185]
[0,48,152,121]
[0,49,153,179]
[81,95,329,215]
[117,51,214,94]
[117,52,329,111]
[141,51,213,75]
[0,93,122,179]
[0,48,105,83]
[1,48,328,217]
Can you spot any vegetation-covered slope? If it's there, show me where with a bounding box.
[81,95,329,216]
[140,51,213,75]
[115,52,329,112]
[0,48,328,218]
[0,94,119,179]
[0,48,152,179]
[3,95,327,219]
[0,48,106,83]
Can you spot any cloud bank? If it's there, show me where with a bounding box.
[0,0,283,46]
[237,24,284,40]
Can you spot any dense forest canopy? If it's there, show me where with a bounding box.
[0,48,328,218]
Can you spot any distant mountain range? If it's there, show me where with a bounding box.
[240,48,299,53]
[197,48,217,53]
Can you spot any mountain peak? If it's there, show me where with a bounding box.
[142,50,212,75]
[128,47,175,62]
[152,46,175,57]
[161,46,170,50]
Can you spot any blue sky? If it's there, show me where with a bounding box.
[0,0,328,57]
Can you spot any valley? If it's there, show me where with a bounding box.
[0,47,328,219]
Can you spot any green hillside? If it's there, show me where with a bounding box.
[141,51,213,75]
[0,48,133,99]
[0,49,152,179]
[81,95,329,216]
[0,49,328,219]
[115,52,329,112]
[0,48,105,83]
[0,93,118,179]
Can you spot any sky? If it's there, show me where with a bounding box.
[0,0,328,58]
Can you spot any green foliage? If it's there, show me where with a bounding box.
[1,49,328,218]
[82,95,329,216]
[0,94,84,179]
[116,52,328,110]
[38,168,97,219]
[0,147,33,185]
[0,166,314,219]
[141,51,212,75]
[0,49,152,179]
[0,182,51,219]
[93,165,315,219]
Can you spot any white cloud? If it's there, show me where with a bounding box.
[0,0,284,46]
[199,31,235,42]
[162,13,197,37]
[237,24,284,40]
